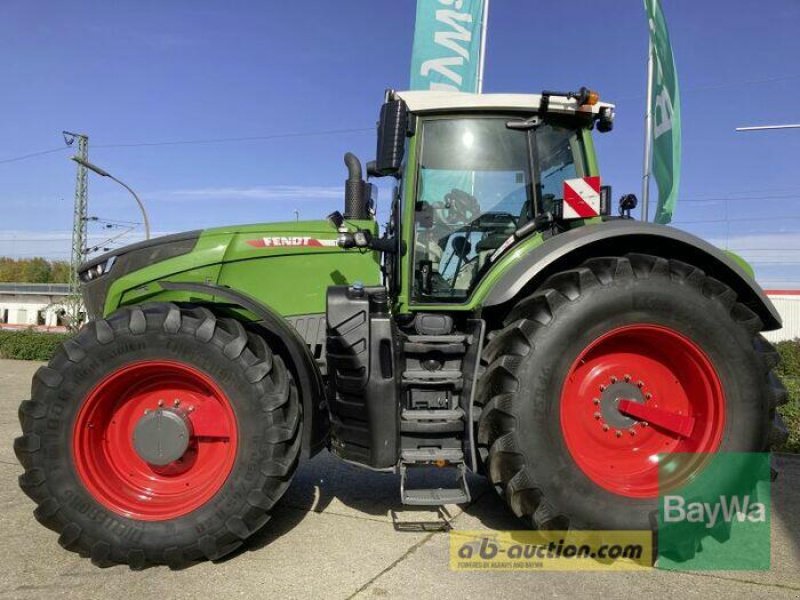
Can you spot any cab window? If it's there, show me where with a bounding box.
[412,116,586,303]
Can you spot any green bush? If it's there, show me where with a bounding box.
[776,339,800,454]
[0,329,797,452]
[0,330,72,361]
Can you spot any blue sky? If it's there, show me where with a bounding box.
[1,0,799,287]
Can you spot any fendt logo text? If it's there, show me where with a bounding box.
[246,236,337,248]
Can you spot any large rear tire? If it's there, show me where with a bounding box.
[477,254,787,536]
[15,303,301,568]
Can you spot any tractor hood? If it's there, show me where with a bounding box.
[79,218,379,320]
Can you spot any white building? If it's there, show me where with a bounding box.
[0,283,70,331]
[762,290,800,343]
[0,282,798,340]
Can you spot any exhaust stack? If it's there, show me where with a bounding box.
[343,152,369,220]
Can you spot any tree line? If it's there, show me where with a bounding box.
[0,257,71,283]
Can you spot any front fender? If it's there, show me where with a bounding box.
[159,281,329,458]
[482,220,781,331]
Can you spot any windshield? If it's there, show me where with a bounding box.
[412,116,586,302]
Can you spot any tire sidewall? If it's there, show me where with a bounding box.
[38,318,277,553]
[512,274,767,530]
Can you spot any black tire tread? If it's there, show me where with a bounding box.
[478,253,787,530]
[14,303,302,568]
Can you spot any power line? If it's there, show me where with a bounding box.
[680,193,800,204]
[675,215,800,224]
[0,146,67,165]
[0,126,374,166]
[93,127,373,149]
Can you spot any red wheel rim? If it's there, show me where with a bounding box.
[560,325,725,498]
[72,360,238,520]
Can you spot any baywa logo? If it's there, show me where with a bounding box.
[662,494,767,529]
[657,452,771,571]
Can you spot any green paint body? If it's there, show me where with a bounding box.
[95,116,755,322]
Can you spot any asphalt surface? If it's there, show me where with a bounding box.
[1,358,798,599]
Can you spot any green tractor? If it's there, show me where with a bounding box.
[16,88,787,567]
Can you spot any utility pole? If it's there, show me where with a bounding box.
[63,131,89,327]
[641,5,655,222]
[476,0,490,94]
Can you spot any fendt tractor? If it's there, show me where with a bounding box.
[15,88,787,568]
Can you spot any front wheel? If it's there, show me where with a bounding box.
[15,303,301,568]
[477,254,787,535]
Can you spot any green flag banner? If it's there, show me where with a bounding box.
[645,0,681,224]
[409,0,485,92]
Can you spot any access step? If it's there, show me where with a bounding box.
[402,370,463,389]
[399,449,471,506]
[400,408,464,433]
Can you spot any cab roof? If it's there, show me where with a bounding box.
[394,90,614,117]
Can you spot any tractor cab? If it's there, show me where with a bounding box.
[367,88,615,310]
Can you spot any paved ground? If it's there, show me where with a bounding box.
[1,358,798,599]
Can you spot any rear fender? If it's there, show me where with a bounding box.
[482,221,781,331]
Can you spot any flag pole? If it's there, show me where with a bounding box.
[476,0,490,94]
[641,2,655,222]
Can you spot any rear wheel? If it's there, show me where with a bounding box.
[15,303,301,568]
[477,254,787,535]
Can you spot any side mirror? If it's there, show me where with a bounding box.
[372,98,409,177]
[619,194,638,218]
[597,106,614,133]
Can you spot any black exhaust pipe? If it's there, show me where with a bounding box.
[344,152,369,220]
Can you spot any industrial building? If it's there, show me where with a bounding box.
[0,283,71,331]
[0,282,798,340]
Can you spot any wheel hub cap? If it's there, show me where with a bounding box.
[72,360,238,521]
[133,408,193,466]
[598,380,645,429]
[560,324,725,499]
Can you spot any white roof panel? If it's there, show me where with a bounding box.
[394,90,614,117]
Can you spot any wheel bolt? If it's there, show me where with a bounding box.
[615,430,622,438]
[173,399,181,407]
[641,421,649,427]
[645,393,652,400]
[593,412,602,420]
[187,405,195,413]
[599,384,607,392]
[637,381,644,388]
[593,398,600,405]
[602,424,610,432]
[610,376,617,384]
[624,374,631,383]
[157,399,164,407]
[629,429,636,436]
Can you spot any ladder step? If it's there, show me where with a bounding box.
[401,408,464,421]
[403,341,465,355]
[402,369,462,380]
[402,487,470,506]
[405,334,469,344]
[400,409,464,433]
[401,448,464,463]
[400,461,471,506]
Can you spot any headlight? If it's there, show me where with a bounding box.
[81,256,116,282]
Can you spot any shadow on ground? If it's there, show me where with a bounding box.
[233,449,800,566]
[232,449,519,559]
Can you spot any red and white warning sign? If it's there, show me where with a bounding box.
[562,176,601,219]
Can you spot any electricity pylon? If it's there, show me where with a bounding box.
[63,131,89,327]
